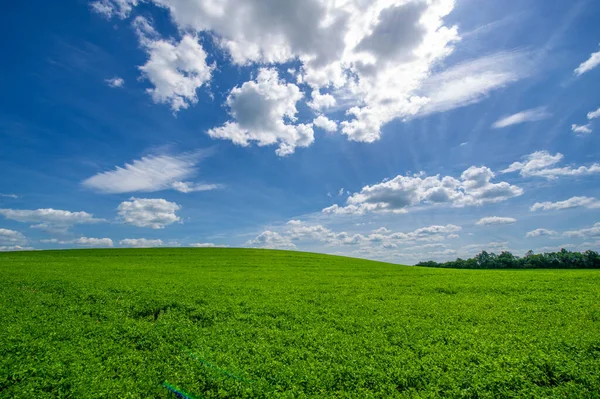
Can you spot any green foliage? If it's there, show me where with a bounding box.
[417,249,600,269]
[1,248,600,398]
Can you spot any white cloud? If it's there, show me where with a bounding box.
[588,107,600,120]
[574,48,600,76]
[530,196,600,211]
[91,0,138,18]
[75,237,114,247]
[563,223,600,239]
[0,228,26,245]
[0,193,19,199]
[208,68,313,156]
[105,77,125,88]
[324,165,522,214]
[134,17,213,112]
[0,245,34,252]
[83,152,219,194]
[491,107,551,129]
[525,229,557,238]
[502,150,600,179]
[93,0,539,145]
[41,237,114,247]
[170,182,222,193]
[418,51,534,117]
[0,208,104,231]
[313,115,338,132]
[120,238,164,248]
[246,231,296,250]
[308,90,336,111]
[117,198,181,229]
[248,222,461,252]
[476,216,517,226]
[571,123,592,135]
[189,242,226,248]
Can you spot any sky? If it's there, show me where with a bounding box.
[1,0,599,264]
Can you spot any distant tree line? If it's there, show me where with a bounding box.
[417,249,600,269]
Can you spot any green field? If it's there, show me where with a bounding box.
[1,249,600,398]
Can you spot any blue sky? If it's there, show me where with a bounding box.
[1,0,599,263]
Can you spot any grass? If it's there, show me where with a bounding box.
[1,248,600,398]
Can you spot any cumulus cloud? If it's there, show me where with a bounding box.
[41,237,114,247]
[588,107,600,120]
[0,228,26,245]
[574,48,600,76]
[0,208,104,232]
[502,150,600,179]
[83,152,220,194]
[105,77,125,88]
[530,196,600,211]
[525,229,557,238]
[313,115,338,132]
[134,17,213,112]
[117,198,181,229]
[563,223,600,239]
[571,123,592,135]
[93,0,536,146]
[491,107,551,129]
[0,245,34,252]
[246,231,296,249]
[208,68,313,156]
[476,216,517,226]
[323,165,522,215]
[120,238,164,248]
[308,90,336,111]
[247,222,462,252]
[189,242,226,248]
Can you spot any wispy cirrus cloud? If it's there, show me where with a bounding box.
[82,151,221,194]
[491,107,551,129]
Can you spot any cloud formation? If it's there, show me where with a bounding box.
[83,152,219,194]
[134,17,213,112]
[117,198,181,229]
[247,221,462,252]
[92,0,538,147]
[476,216,517,226]
[502,151,600,179]
[105,77,125,88]
[574,47,600,76]
[525,229,557,238]
[0,228,27,245]
[120,238,164,247]
[323,166,522,214]
[41,237,114,247]
[571,124,592,135]
[0,208,104,232]
[588,107,600,120]
[530,196,600,211]
[491,107,551,129]
[208,68,314,156]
